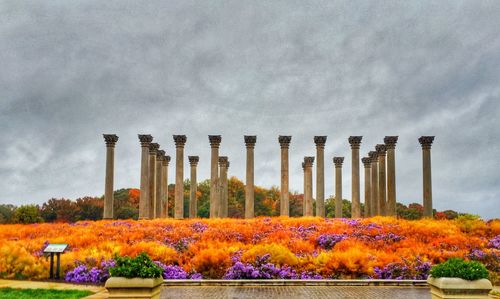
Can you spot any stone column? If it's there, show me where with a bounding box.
[303,156,314,217]
[244,136,256,219]
[362,157,371,217]
[376,144,387,216]
[419,136,435,218]
[218,156,229,218]
[173,135,187,219]
[302,162,306,216]
[155,150,165,219]
[314,136,327,218]
[349,136,362,218]
[188,156,199,218]
[209,135,221,218]
[334,157,344,218]
[384,136,398,217]
[279,136,291,216]
[148,143,159,218]
[138,135,153,219]
[161,155,169,218]
[103,134,118,219]
[368,151,378,216]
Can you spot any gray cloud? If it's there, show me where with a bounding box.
[1,0,499,218]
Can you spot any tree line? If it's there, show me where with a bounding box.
[0,177,464,224]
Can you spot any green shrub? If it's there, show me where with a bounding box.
[430,258,489,281]
[13,205,43,224]
[109,252,162,278]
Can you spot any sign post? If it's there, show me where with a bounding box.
[43,244,68,279]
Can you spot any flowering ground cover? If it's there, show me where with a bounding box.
[0,217,498,283]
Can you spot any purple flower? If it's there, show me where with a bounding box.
[316,234,347,250]
[191,222,208,233]
[371,257,430,280]
[154,261,201,279]
[488,235,500,249]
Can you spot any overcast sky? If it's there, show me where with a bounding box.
[1,1,499,219]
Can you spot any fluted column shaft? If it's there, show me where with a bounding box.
[155,151,164,218]
[304,157,314,216]
[362,157,371,218]
[189,156,199,218]
[218,157,229,218]
[279,136,291,216]
[148,143,159,218]
[244,136,256,219]
[369,151,379,216]
[334,157,344,218]
[349,136,362,218]
[314,136,326,217]
[209,135,221,218]
[376,145,387,216]
[302,162,306,216]
[138,135,152,219]
[419,136,435,218]
[161,156,170,218]
[385,136,398,217]
[103,134,118,219]
[173,135,186,219]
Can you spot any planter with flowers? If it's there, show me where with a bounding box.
[427,258,492,299]
[105,252,163,299]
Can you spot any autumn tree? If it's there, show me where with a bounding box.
[13,204,42,224]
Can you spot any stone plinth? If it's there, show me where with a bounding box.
[427,276,492,299]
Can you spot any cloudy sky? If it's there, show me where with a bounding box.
[1,1,499,219]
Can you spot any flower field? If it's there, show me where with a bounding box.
[0,217,498,283]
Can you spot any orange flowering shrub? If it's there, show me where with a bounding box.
[0,217,498,280]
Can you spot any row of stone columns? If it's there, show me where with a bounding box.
[103,134,435,220]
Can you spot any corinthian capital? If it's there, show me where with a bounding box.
[157,150,165,161]
[149,143,160,154]
[188,156,199,166]
[384,136,399,149]
[419,136,435,149]
[103,134,119,147]
[348,136,362,149]
[278,136,292,149]
[362,157,372,167]
[333,157,344,167]
[218,156,229,167]
[375,144,387,157]
[244,135,257,148]
[368,151,378,162]
[304,156,315,167]
[208,135,222,148]
[314,136,327,147]
[138,134,153,147]
[173,135,187,147]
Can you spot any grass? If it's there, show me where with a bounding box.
[0,287,92,299]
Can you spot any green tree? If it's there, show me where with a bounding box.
[325,197,352,218]
[75,197,103,221]
[0,204,16,224]
[13,205,42,224]
[40,198,78,222]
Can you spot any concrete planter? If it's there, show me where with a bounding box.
[427,276,492,299]
[105,277,163,299]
